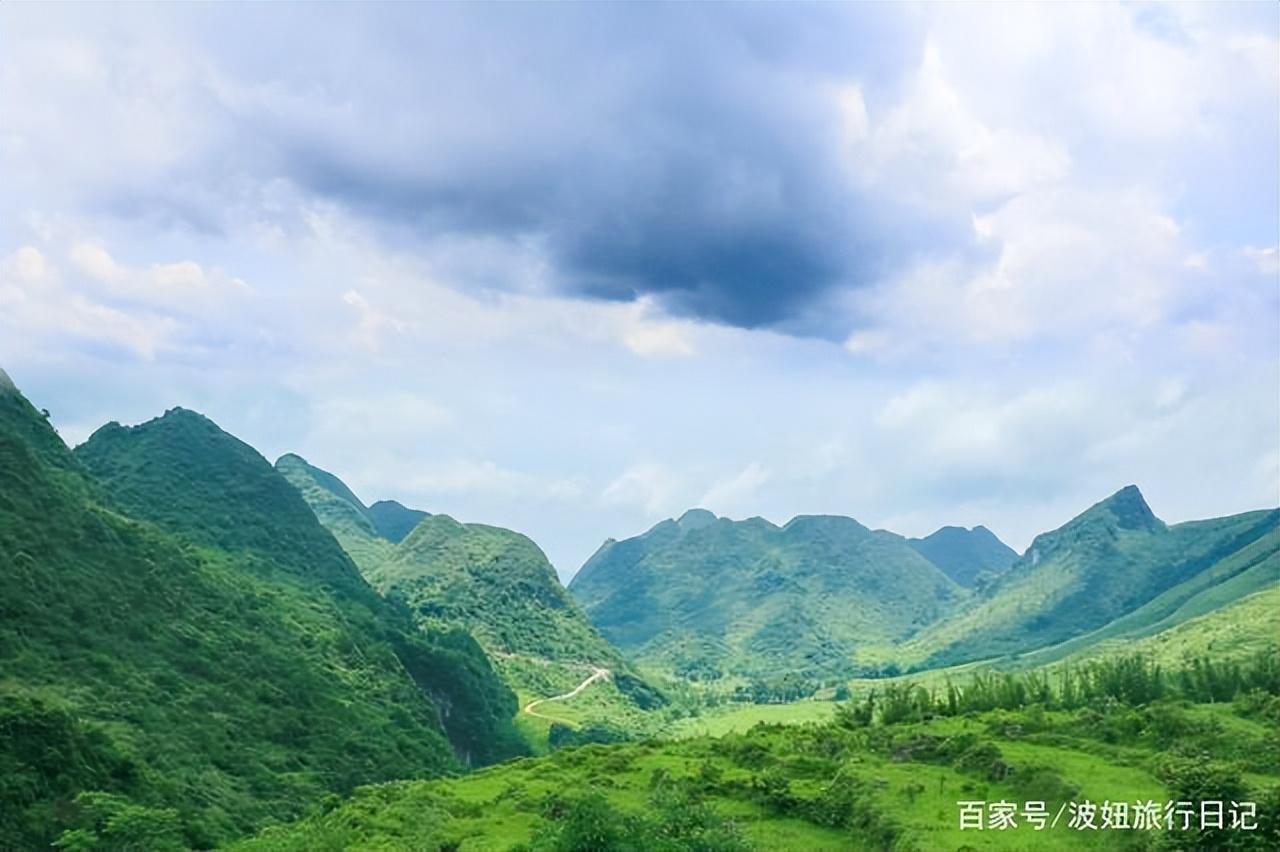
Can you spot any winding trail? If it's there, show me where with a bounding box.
[521,666,611,722]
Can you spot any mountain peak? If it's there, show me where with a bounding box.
[0,367,16,394]
[1093,484,1160,531]
[677,508,718,530]
[908,524,1017,587]
[367,499,430,543]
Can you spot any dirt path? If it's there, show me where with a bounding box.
[521,666,611,722]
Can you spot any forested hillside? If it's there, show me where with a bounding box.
[277,455,665,735]
[899,486,1279,669]
[0,381,522,849]
[570,509,964,686]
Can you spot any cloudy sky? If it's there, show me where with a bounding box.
[2,3,1277,577]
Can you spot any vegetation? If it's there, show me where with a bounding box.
[907,524,1017,587]
[5,371,1277,851]
[238,651,1280,850]
[897,486,1279,669]
[0,388,521,849]
[277,454,664,727]
[568,509,965,684]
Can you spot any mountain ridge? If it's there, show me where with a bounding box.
[897,486,1278,669]
[0,381,522,848]
[569,508,965,684]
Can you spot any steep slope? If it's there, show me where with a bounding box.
[569,509,964,683]
[0,396,529,844]
[907,525,1017,587]
[0,384,522,848]
[75,415,523,769]
[277,456,663,717]
[1018,525,1279,668]
[1052,585,1280,670]
[273,453,395,571]
[900,486,1279,669]
[368,500,429,543]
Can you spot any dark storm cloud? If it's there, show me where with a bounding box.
[96,3,937,335]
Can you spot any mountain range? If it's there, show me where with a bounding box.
[1,369,1275,849]
[569,488,1278,683]
[569,508,967,683]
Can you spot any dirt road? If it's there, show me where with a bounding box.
[521,666,611,721]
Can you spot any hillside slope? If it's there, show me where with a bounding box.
[569,509,964,683]
[0,384,523,848]
[907,524,1017,587]
[276,455,663,720]
[899,486,1279,669]
[1054,584,1280,669]
[75,416,524,769]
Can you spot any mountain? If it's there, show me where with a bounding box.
[569,509,965,683]
[1053,584,1280,670]
[900,486,1279,669]
[74,415,523,766]
[368,499,429,542]
[907,525,1017,587]
[276,455,662,713]
[0,385,523,849]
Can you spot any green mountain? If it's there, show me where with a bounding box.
[569,509,965,683]
[907,524,1017,587]
[0,383,522,849]
[1053,584,1280,670]
[900,485,1279,669]
[368,500,429,543]
[276,455,663,719]
[75,415,523,767]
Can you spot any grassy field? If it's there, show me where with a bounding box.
[667,700,840,738]
[234,692,1279,850]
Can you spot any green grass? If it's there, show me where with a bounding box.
[668,701,840,738]
[900,488,1278,670]
[235,695,1280,850]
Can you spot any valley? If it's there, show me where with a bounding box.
[1,374,1276,851]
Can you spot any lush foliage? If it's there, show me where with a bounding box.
[898,486,1279,669]
[277,454,663,731]
[239,652,1280,850]
[0,389,521,848]
[569,509,965,683]
[906,524,1017,587]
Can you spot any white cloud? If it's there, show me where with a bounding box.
[1,245,176,359]
[71,241,124,282]
[700,462,772,517]
[1,4,1275,577]
[602,463,687,516]
[847,39,1070,207]
[1244,245,1279,276]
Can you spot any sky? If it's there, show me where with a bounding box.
[1,3,1277,578]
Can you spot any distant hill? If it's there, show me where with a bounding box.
[0,384,522,849]
[276,455,663,713]
[899,486,1279,669]
[368,499,429,542]
[908,525,1017,587]
[569,509,964,683]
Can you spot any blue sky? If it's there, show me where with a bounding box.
[1,3,1277,577]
